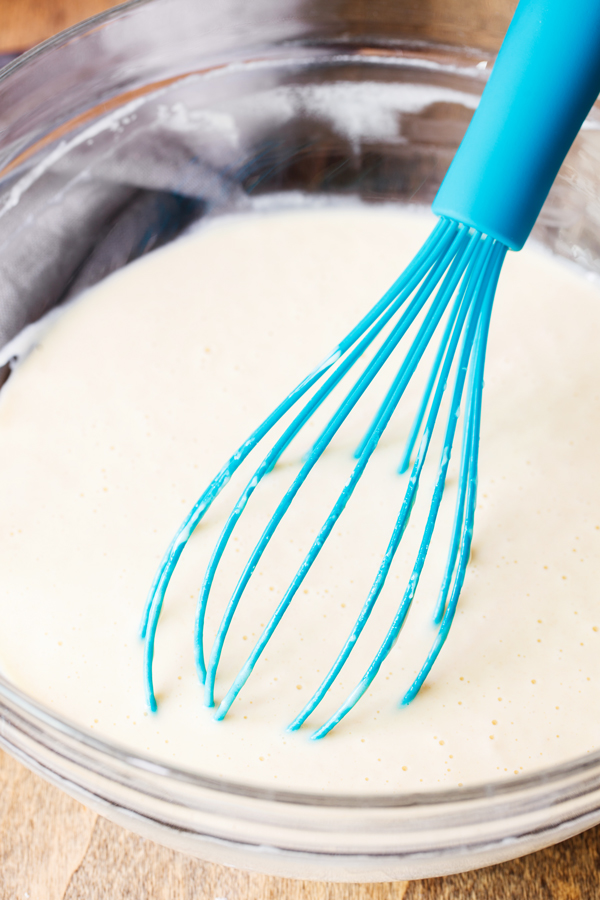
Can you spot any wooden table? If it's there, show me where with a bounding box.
[1,1,600,897]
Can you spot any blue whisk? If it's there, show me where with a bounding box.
[140,0,600,738]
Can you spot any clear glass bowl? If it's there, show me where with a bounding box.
[1,0,600,882]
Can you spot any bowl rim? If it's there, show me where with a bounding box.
[3,665,600,810]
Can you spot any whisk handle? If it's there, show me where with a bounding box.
[432,0,600,250]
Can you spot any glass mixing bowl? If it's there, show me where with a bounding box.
[1,0,600,882]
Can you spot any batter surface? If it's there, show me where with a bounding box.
[0,203,599,794]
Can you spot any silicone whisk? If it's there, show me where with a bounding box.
[140,0,600,738]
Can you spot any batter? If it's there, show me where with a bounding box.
[0,202,599,794]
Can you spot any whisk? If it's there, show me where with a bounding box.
[140,0,600,738]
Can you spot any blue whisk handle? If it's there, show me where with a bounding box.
[433,0,600,250]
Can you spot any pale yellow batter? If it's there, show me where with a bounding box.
[0,203,599,794]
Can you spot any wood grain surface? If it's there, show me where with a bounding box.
[0,0,122,52]
[1,0,600,897]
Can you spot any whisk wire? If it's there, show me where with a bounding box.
[212,246,469,720]
[402,241,506,704]
[202,222,466,707]
[430,241,507,627]
[291,235,493,735]
[210,228,493,722]
[287,231,488,733]
[308,237,504,739]
[395,235,485,476]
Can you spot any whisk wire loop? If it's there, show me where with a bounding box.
[141,218,507,737]
[141,218,452,710]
